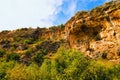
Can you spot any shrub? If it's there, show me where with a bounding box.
[80,60,115,80]
[33,51,44,66]
[25,48,33,57]
[39,59,52,79]
[11,43,18,49]
[115,64,120,79]
[39,47,89,80]
[14,37,22,42]
[1,30,10,34]
[24,38,34,44]
[0,49,5,57]
[1,47,120,80]
[0,70,6,80]
[26,63,40,80]
[6,53,20,61]
[6,64,27,80]
[25,51,31,58]
[0,61,17,80]
[57,24,64,29]
[53,48,89,80]
[6,63,41,80]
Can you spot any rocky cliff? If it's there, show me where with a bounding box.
[64,0,120,60]
[0,0,120,63]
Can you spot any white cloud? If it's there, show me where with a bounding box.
[0,0,111,31]
[0,0,63,31]
[66,0,77,16]
[105,0,112,2]
[60,0,78,18]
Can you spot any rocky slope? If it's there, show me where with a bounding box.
[64,0,120,60]
[0,0,120,63]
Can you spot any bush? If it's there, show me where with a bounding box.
[33,51,44,66]
[6,63,41,80]
[1,47,120,79]
[54,48,89,80]
[80,60,115,80]
[0,61,17,80]
[115,64,120,79]
[57,24,64,29]
[25,48,33,57]
[39,47,89,80]
[6,64,27,80]
[6,53,20,61]
[0,70,6,80]
[0,49,5,57]
[24,38,34,44]
[11,43,18,49]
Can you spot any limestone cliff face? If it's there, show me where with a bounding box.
[64,0,120,59]
[0,0,120,61]
[41,27,64,41]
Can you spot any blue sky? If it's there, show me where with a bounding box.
[0,0,111,31]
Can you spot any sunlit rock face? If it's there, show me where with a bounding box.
[0,0,119,61]
[64,0,120,59]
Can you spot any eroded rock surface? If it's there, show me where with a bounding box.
[64,0,120,59]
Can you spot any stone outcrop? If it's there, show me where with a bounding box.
[64,0,120,59]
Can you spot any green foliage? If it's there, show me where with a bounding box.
[0,69,6,80]
[39,47,89,80]
[1,30,10,34]
[6,63,41,80]
[0,47,120,80]
[26,63,40,80]
[115,64,120,79]
[33,51,45,66]
[14,37,22,42]
[80,60,114,80]
[11,42,18,49]
[6,53,20,61]
[6,63,27,80]
[24,38,34,44]
[0,49,5,57]
[57,24,64,29]
[55,48,89,79]
[25,48,34,57]
[0,61,17,80]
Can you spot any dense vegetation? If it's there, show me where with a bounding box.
[0,47,120,80]
[0,0,120,79]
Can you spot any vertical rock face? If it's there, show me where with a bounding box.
[64,0,120,59]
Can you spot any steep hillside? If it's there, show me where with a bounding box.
[1,0,120,80]
[0,0,120,64]
[0,26,65,65]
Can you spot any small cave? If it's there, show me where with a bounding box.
[81,25,102,41]
[76,39,83,44]
[93,31,102,41]
[77,39,80,43]
[63,32,65,34]
[68,26,71,30]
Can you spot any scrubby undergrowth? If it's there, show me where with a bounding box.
[0,47,120,80]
